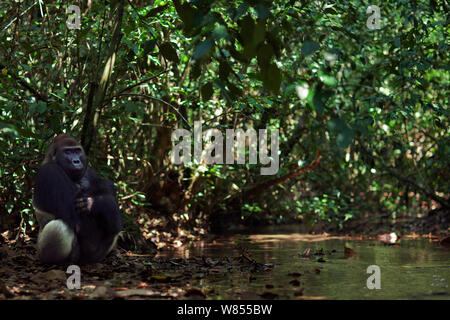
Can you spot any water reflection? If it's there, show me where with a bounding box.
[157,230,450,299]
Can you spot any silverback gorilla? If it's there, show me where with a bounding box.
[33,134,122,265]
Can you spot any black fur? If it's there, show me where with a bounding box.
[34,136,122,265]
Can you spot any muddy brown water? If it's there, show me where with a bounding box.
[157,228,450,300]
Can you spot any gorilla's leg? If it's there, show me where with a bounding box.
[37,219,79,265]
[91,195,122,235]
[92,196,122,258]
[77,196,122,264]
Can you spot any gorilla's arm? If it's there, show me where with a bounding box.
[77,168,122,235]
[33,163,80,231]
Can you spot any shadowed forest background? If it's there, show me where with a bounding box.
[0,0,448,250]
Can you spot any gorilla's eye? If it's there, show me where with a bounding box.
[64,148,82,155]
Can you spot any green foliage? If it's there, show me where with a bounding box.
[302,40,320,57]
[0,0,448,233]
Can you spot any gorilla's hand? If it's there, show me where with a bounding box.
[75,197,94,214]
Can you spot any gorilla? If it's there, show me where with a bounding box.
[33,134,122,265]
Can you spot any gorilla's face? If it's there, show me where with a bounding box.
[56,146,87,181]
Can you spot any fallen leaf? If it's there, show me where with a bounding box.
[287,272,302,277]
[289,279,301,286]
[148,275,170,283]
[300,248,311,257]
[344,246,356,257]
[90,286,115,299]
[185,288,206,299]
[377,232,398,244]
[31,270,67,284]
[115,289,159,298]
[439,236,450,248]
[313,248,324,256]
[239,291,261,299]
[294,288,304,296]
[260,292,279,300]
[0,283,14,298]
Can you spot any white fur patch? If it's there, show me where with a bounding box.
[106,234,119,255]
[38,219,74,261]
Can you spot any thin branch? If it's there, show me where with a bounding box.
[0,64,48,102]
[118,93,192,128]
[359,143,449,209]
[2,1,37,32]
[102,69,169,107]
